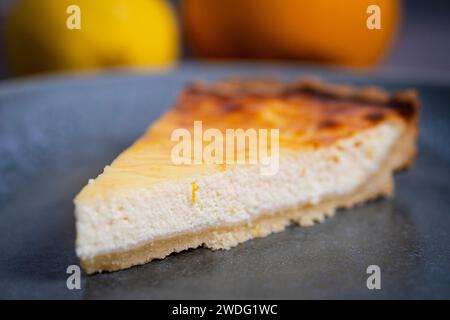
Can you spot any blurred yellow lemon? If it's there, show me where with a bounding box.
[182,0,399,67]
[5,0,178,76]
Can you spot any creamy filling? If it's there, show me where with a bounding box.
[76,123,401,259]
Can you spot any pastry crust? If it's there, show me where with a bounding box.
[76,78,420,274]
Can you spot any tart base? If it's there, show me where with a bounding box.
[80,122,416,274]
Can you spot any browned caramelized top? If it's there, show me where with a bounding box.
[153,78,420,148]
[76,78,420,201]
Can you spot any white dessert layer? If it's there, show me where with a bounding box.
[75,122,401,259]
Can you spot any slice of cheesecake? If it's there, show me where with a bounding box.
[75,78,420,274]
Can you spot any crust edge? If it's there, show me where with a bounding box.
[187,77,421,121]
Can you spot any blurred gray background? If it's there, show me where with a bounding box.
[0,0,449,80]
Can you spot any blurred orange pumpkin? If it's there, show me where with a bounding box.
[182,0,400,67]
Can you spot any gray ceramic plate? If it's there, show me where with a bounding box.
[0,64,449,299]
